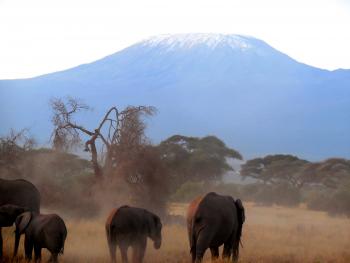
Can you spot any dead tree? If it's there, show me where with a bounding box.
[50,97,156,180]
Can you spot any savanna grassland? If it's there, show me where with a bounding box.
[2,202,350,263]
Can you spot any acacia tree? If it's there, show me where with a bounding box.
[157,135,243,190]
[51,97,156,180]
[241,155,350,190]
[302,158,350,189]
[240,154,309,189]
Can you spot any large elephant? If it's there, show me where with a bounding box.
[105,205,162,263]
[15,212,67,263]
[0,178,40,258]
[187,192,245,263]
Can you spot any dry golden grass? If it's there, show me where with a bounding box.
[2,202,350,262]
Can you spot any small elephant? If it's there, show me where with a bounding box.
[187,192,245,263]
[105,205,162,263]
[15,212,67,263]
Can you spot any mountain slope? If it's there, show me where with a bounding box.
[0,33,349,160]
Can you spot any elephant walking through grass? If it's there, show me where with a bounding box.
[15,212,67,263]
[187,192,245,263]
[105,205,162,263]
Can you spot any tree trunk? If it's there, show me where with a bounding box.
[88,138,102,179]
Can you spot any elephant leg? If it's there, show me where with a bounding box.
[120,244,129,263]
[34,245,41,263]
[24,236,33,261]
[132,238,146,263]
[0,227,2,259]
[49,253,58,263]
[232,240,240,263]
[191,245,196,263]
[195,231,211,263]
[210,247,219,261]
[222,243,232,260]
[231,229,239,263]
[108,239,117,263]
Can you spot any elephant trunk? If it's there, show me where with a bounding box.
[13,230,20,257]
[153,236,161,249]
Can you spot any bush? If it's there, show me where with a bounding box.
[327,189,350,217]
[303,189,331,211]
[171,181,208,202]
[239,184,262,201]
[304,182,350,217]
[171,181,244,202]
[240,183,301,206]
[172,181,301,207]
[326,189,350,217]
[213,183,241,197]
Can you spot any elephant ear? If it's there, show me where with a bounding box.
[235,199,245,224]
[15,212,32,234]
[147,213,162,237]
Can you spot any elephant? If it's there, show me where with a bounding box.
[187,192,245,263]
[105,205,162,263]
[0,178,40,258]
[15,212,67,263]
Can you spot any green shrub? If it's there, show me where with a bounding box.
[213,183,241,197]
[304,182,350,217]
[243,183,301,206]
[171,181,208,202]
[326,189,350,217]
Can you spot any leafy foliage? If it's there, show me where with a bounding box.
[158,135,242,190]
[241,155,310,188]
[302,158,350,189]
[112,145,170,216]
[241,155,350,190]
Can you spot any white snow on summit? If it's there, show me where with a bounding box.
[140,33,255,51]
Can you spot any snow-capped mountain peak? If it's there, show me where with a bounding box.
[140,33,257,51]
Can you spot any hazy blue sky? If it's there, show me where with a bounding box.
[0,0,349,79]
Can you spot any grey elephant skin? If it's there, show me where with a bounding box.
[187,192,245,263]
[15,212,67,263]
[0,178,40,259]
[105,205,162,263]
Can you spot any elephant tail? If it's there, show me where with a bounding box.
[233,199,245,259]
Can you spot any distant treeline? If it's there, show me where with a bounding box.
[1,129,349,218]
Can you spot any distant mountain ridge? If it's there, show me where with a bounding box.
[0,33,349,160]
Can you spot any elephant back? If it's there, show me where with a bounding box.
[106,207,118,229]
[0,178,40,213]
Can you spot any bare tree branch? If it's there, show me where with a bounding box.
[50,97,156,180]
